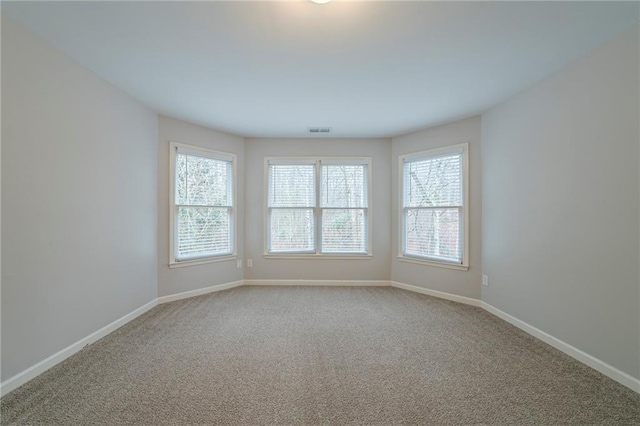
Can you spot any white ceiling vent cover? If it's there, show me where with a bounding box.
[308,127,332,134]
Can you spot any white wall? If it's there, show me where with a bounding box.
[244,138,391,281]
[1,17,158,380]
[391,117,482,299]
[158,116,245,296]
[482,25,639,378]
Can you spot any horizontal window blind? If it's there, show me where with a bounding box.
[402,149,464,264]
[321,165,367,208]
[403,153,462,208]
[268,164,316,253]
[177,207,231,258]
[267,159,370,255]
[321,209,367,253]
[269,165,315,207]
[175,149,233,261]
[321,164,368,253]
[404,208,461,263]
[270,208,315,252]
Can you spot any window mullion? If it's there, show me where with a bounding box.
[316,160,322,254]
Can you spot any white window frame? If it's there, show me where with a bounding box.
[264,157,373,259]
[398,143,469,271]
[169,141,237,268]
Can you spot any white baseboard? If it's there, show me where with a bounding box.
[390,281,482,307]
[6,281,636,399]
[244,279,389,287]
[482,302,640,393]
[0,298,157,398]
[157,280,244,304]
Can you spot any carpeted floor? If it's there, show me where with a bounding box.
[1,286,639,425]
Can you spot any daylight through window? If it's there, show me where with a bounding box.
[401,144,468,266]
[171,143,235,263]
[267,158,370,255]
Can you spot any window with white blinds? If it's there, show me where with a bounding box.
[400,143,468,267]
[268,163,316,253]
[170,142,235,264]
[267,158,370,255]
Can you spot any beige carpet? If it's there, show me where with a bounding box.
[2,286,639,425]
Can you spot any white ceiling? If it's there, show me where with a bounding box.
[3,1,638,138]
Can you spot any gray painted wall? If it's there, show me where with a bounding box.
[1,17,158,380]
[482,26,639,378]
[3,10,638,389]
[244,138,391,281]
[391,117,482,299]
[158,116,245,297]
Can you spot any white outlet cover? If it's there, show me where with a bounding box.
[482,275,488,286]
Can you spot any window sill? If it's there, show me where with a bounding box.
[170,254,237,269]
[397,255,469,271]
[264,254,373,260]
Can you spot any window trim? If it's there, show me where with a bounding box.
[169,141,237,268]
[398,143,469,271]
[263,157,373,259]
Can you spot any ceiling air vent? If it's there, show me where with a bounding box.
[308,127,332,134]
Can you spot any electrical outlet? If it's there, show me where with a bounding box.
[482,275,489,286]
[237,260,242,269]
[247,259,253,268]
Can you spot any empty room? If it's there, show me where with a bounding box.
[1,0,639,424]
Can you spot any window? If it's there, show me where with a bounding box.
[266,158,371,257]
[170,142,236,266]
[400,143,469,270]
